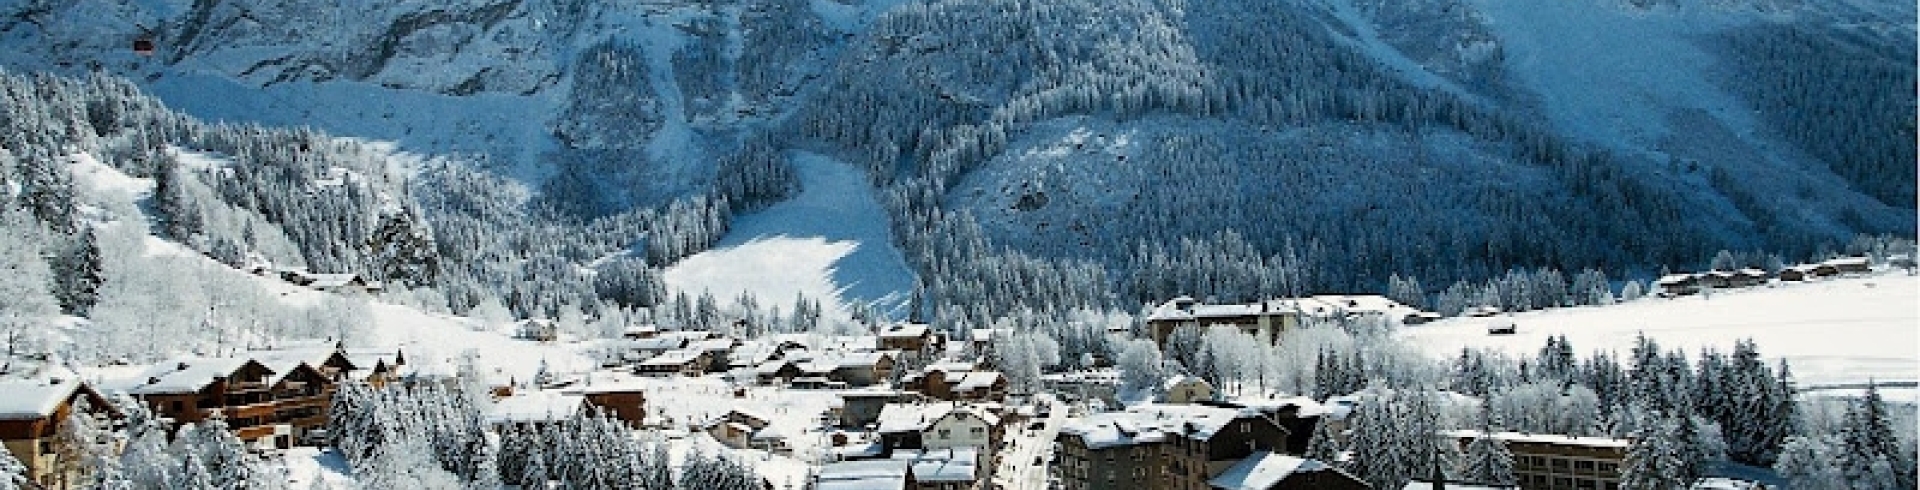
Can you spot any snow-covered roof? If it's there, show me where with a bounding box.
[127,357,257,395]
[754,360,793,374]
[751,425,787,441]
[1163,374,1210,392]
[558,373,650,395]
[1207,452,1329,490]
[1146,300,1278,323]
[1401,481,1512,490]
[659,331,716,342]
[967,328,1009,342]
[487,391,585,424]
[833,442,886,460]
[1227,396,1327,418]
[689,339,735,352]
[924,361,976,374]
[1439,429,1631,449]
[0,378,86,420]
[1299,295,1418,318]
[307,273,365,288]
[1656,273,1697,285]
[877,403,944,433]
[631,337,687,351]
[954,372,1003,392]
[895,447,979,482]
[1823,256,1870,266]
[1059,403,1254,449]
[1689,477,1764,490]
[639,349,704,367]
[879,323,930,339]
[816,460,909,490]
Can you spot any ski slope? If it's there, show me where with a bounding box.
[664,152,918,320]
[1400,272,1919,400]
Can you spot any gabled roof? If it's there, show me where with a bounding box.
[816,459,910,490]
[1059,403,1257,449]
[1208,452,1333,490]
[0,377,91,420]
[487,391,585,424]
[895,447,979,482]
[879,323,931,339]
[631,337,688,350]
[307,273,366,288]
[127,357,262,395]
[638,349,704,367]
[954,372,1004,392]
[878,402,998,434]
[689,339,735,352]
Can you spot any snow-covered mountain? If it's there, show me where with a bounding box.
[2,0,1912,307]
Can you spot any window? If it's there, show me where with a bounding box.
[1551,458,1570,470]
[970,427,985,436]
[1575,460,1596,472]
[938,429,950,439]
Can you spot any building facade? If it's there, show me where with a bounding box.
[1445,430,1629,490]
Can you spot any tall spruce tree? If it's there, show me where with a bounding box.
[1459,405,1516,487]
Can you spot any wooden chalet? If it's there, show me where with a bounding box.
[127,356,335,449]
[0,378,116,490]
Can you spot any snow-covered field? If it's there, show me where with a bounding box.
[664,152,918,319]
[1400,272,1919,401]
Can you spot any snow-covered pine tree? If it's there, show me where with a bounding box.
[367,209,440,288]
[177,452,215,490]
[0,446,26,490]
[1774,436,1846,490]
[1399,389,1457,483]
[1619,415,1688,490]
[643,438,673,489]
[1345,387,1409,489]
[1458,405,1516,487]
[1305,416,1342,465]
[50,226,103,315]
[522,441,549,490]
[1841,382,1914,488]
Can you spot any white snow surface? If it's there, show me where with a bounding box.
[1400,273,1920,396]
[1207,451,1325,490]
[664,152,917,319]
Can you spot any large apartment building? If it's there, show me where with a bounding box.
[1443,430,1630,490]
[1145,295,1433,347]
[1053,404,1356,490]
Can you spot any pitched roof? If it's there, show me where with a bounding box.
[816,460,910,490]
[1059,403,1255,449]
[0,378,86,420]
[879,323,931,339]
[895,447,979,482]
[639,349,704,367]
[126,357,258,395]
[1208,452,1332,490]
[487,391,585,424]
[954,371,1004,392]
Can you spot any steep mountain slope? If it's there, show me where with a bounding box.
[2,0,1911,314]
